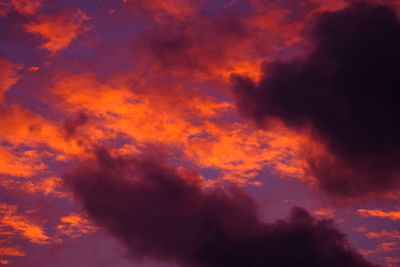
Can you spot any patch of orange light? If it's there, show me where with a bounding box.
[185,123,274,179]
[0,105,89,159]
[378,242,399,252]
[367,231,400,239]
[11,0,41,15]
[0,204,49,244]
[0,146,46,177]
[25,9,89,52]
[27,66,39,72]
[217,59,264,82]
[0,59,18,101]
[139,0,198,20]
[0,177,68,198]
[52,73,223,145]
[51,73,316,184]
[360,242,400,256]
[21,177,68,198]
[386,257,400,266]
[313,208,335,217]
[56,213,96,239]
[184,121,310,181]
[357,209,400,221]
[0,246,25,257]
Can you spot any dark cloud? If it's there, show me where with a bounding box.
[132,7,258,76]
[63,148,377,267]
[63,112,88,138]
[232,2,400,197]
[137,14,247,72]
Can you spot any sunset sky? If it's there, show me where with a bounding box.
[0,0,400,266]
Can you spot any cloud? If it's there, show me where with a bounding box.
[52,72,308,182]
[0,59,18,101]
[18,177,68,198]
[357,209,400,221]
[135,11,253,79]
[24,8,89,53]
[313,208,335,217]
[63,148,377,267]
[10,0,41,15]
[0,245,25,264]
[0,246,25,257]
[128,0,199,21]
[385,256,400,266]
[232,2,400,197]
[367,231,400,239]
[0,203,49,244]
[132,0,325,81]
[0,146,46,177]
[56,213,96,239]
[0,104,91,162]
[63,112,88,139]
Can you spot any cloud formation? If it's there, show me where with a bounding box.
[357,209,400,221]
[64,148,377,267]
[0,58,18,101]
[232,2,400,197]
[0,203,49,244]
[24,8,89,52]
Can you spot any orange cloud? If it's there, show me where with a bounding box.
[0,0,41,16]
[1,0,396,265]
[0,177,69,199]
[52,73,221,145]
[0,243,25,265]
[11,0,41,15]
[313,208,335,217]
[0,204,49,244]
[0,246,25,257]
[0,146,46,177]
[357,209,400,221]
[367,231,400,239]
[25,8,89,52]
[360,229,400,258]
[184,121,308,182]
[377,242,399,252]
[0,59,18,101]
[56,213,96,239]
[19,177,68,198]
[51,73,311,183]
[360,242,400,256]
[141,0,198,20]
[0,105,89,161]
[386,256,400,267]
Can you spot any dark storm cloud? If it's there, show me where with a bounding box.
[64,148,377,267]
[232,2,400,197]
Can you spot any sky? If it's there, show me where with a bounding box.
[0,0,400,266]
